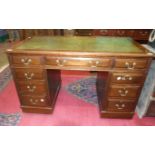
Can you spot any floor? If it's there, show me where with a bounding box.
[0,71,155,126]
[0,42,12,92]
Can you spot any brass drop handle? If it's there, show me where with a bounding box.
[56,59,66,67]
[125,62,136,70]
[24,73,34,80]
[27,85,36,92]
[21,58,32,65]
[117,75,133,81]
[30,99,38,105]
[29,98,45,105]
[89,60,100,67]
[115,103,125,110]
[40,99,45,102]
[118,89,128,97]
[100,30,108,34]
[117,30,125,35]
[139,31,147,35]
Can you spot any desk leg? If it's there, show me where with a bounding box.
[96,72,109,114]
[21,70,61,114]
[47,70,61,111]
[97,72,134,118]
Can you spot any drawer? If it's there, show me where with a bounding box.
[108,85,141,98]
[11,55,42,66]
[107,99,135,112]
[114,58,148,70]
[135,30,150,39]
[13,68,45,80]
[20,95,49,107]
[17,81,47,95]
[93,29,113,36]
[126,30,136,37]
[75,30,93,36]
[115,30,127,36]
[111,72,144,84]
[45,57,112,68]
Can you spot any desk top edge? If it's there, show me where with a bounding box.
[6,36,154,57]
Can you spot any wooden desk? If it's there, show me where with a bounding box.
[6,36,153,118]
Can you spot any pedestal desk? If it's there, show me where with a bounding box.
[6,36,153,118]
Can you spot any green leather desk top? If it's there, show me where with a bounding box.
[15,36,144,53]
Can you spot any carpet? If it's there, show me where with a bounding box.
[0,66,12,92]
[65,76,98,105]
[0,112,21,126]
[0,41,13,92]
[1,71,155,126]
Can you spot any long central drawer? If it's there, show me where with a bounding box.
[45,57,112,68]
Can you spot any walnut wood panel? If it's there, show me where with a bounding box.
[21,105,53,114]
[12,68,45,80]
[106,99,136,112]
[110,72,144,84]
[114,58,148,69]
[96,71,110,109]
[17,81,47,95]
[47,70,61,107]
[108,85,141,98]
[100,111,134,118]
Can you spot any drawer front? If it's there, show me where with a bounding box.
[107,99,135,112]
[13,68,45,80]
[93,29,112,36]
[17,81,47,95]
[111,72,144,84]
[115,30,127,36]
[75,30,93,36]
[135,30,150,39]
[45,57,112,68]
[108,85,141,98]
[126,30,136,37]
[11,55,42,66]
[114,59,148,69]
[20,95,49,107]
